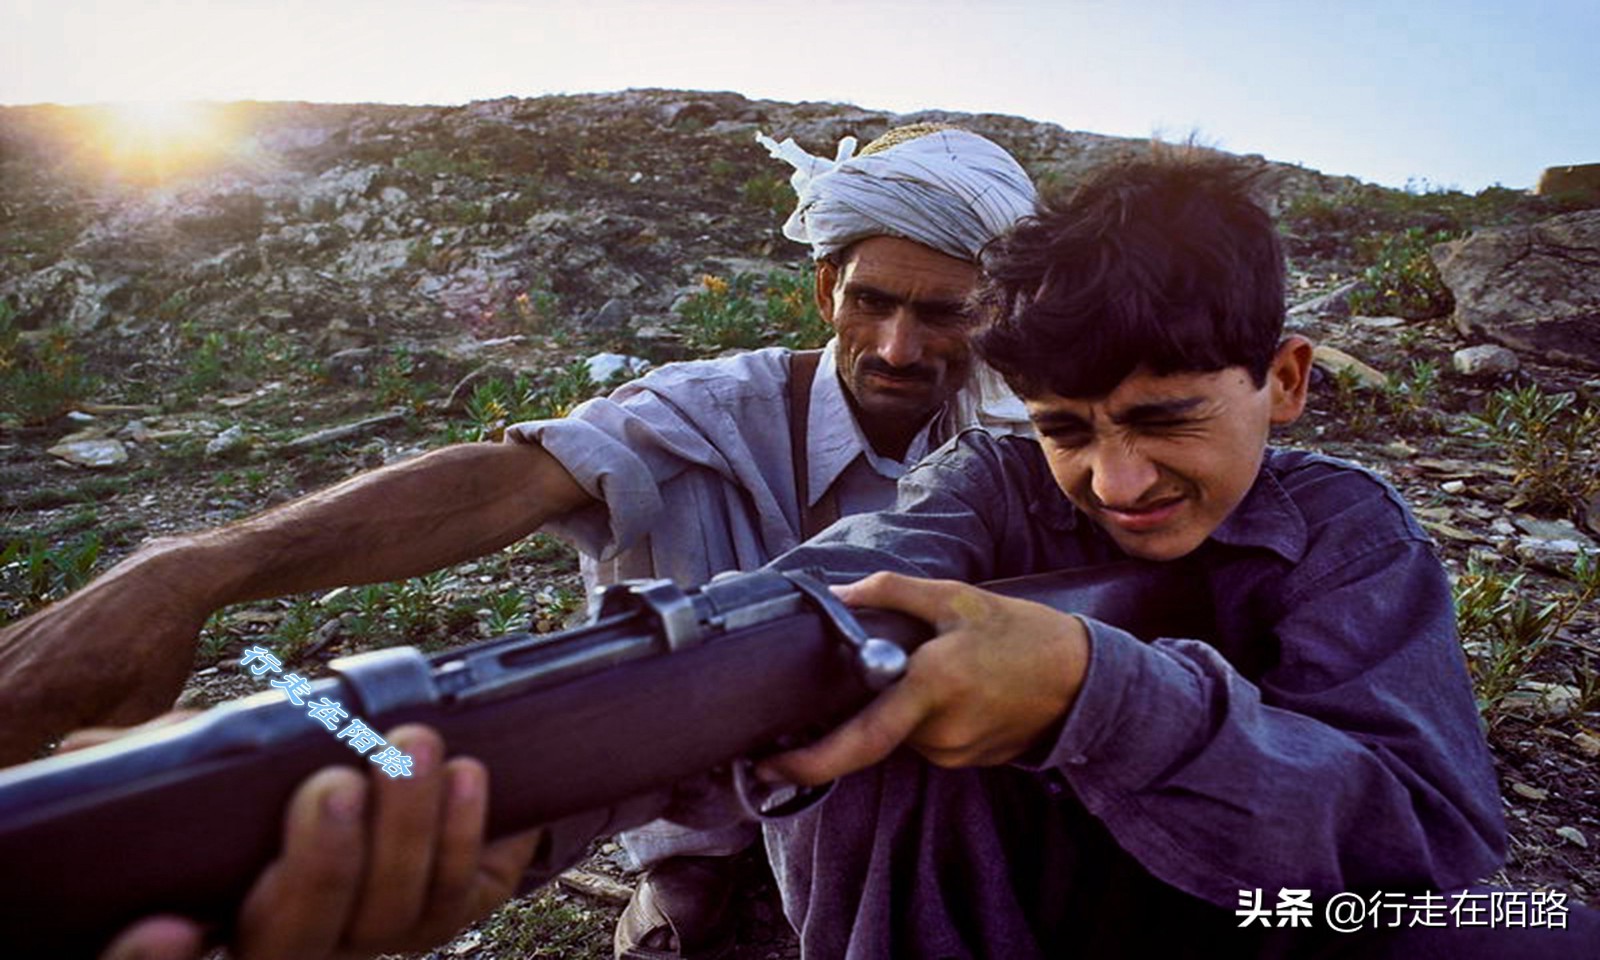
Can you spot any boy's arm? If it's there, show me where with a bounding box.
[0,440,593,765]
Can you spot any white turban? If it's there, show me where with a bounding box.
[755,127,1037,262]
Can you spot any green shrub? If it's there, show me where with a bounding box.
[677,268,829,353]
[1456,553,1600,724]
[740,173,797,218]
[0,301,99,425]
[1346,227,1456,319]
[1476,385,1600,515]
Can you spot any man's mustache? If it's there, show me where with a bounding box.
[858,358,937,383]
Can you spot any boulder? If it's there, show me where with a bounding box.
[1432,211,1600,370]
[1452,344,1520,378]
[1311,344,1387,388]
[1537,163,1600,204]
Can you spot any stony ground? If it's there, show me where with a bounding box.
[5,294,1598,958]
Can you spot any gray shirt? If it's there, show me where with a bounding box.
[509,342,1030,592]
[764,431,1505,959]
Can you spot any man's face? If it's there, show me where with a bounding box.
[817,236,978,447]
[1024,339,1312,561]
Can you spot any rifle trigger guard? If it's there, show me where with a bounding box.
[731,758,835,821]
[782,571,908,691]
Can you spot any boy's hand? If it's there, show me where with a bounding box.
[759,572,1089,786]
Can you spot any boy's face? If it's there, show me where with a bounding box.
[1024,338,1312,561]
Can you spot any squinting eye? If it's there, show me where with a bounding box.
[1041,429,1091,448]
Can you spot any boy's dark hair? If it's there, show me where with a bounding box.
[974,148,1285,399]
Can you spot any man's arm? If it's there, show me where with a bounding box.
[0,440,593,764]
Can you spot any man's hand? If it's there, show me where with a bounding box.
[95,724,542,960]
[0,537,215,765]
[758,572,1090,787]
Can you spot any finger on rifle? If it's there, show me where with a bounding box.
[832,571,964,627]
[57,710,200,754]
[756,675,933,787]
[99,915,206,960]
[236,766,368,960]
[420,757,545,933]
[344,725,448,945]
[424,759,490,913]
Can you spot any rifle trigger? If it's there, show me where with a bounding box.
[730,757,835,821]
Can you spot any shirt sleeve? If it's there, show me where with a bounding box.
[1032,535,1506,905]
[506,351,800,582]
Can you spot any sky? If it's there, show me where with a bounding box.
[2,0,1596,192]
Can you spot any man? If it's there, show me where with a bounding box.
[513,123,1033,956]
[742,149,1597,956]
[0,124,1037,957]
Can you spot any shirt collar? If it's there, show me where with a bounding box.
[1205,451,1308,563]
[804,339,942,506]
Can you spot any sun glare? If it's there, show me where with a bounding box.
[84,101,243,180]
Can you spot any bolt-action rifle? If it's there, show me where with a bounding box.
[0,562,1208,958]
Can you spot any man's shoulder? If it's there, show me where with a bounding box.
[626,347,795,399]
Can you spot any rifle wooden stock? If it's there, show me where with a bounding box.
[0,562,1205,958]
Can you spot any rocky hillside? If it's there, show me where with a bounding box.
[2,90,1598,957]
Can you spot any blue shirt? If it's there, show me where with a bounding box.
[764,431,1505,959]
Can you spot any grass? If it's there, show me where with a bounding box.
[1279,180,1581,260]
[740,173,797,219]
[1321,359,1444,439]
[449,361,612,442]
[0,534,102,623]
[471,889,613,958]
[395,147,493,180]
[0,300,99,426]
[174,322,301,399]
[676,268,829,353]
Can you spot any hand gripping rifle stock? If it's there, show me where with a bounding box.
[0,561,1208,958]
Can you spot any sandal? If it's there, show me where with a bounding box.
[614,856,738,960]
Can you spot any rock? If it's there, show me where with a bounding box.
[1537,162,1600,204]
[1,260,117,334]
[1432,212,1600,370]
[589,298,632,331]
[325,348,380,386]
[1287,279,1364,319]
[1514,537,1592,569]
[556,868,634,905]
[1513,516,1593,542]
[283,411,408,451]
[1311,345,1387,388]
[1511,782,1549,801]
[1452,344,1520,377]
[205,425,250,457]
[1503,681,1582,718]
[584,352,649,385]
[47,438,128,468]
